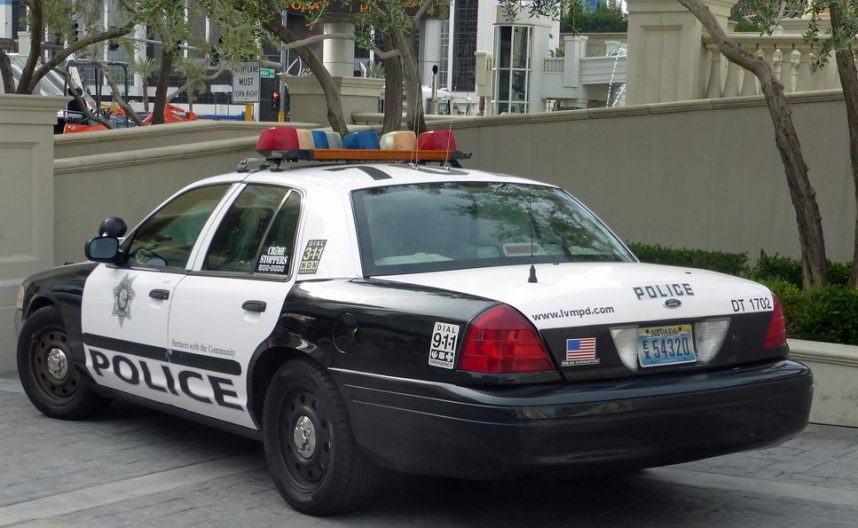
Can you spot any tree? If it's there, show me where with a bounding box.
[803,0,858,287]
[673,0,828,288]
[563,0,628,34]
[130,57,157,113]
[0,0,136,94]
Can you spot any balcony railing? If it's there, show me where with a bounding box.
[543,57,564,73]
[702,33,841,98]
[580,55,626,85]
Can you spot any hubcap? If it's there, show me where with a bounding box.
[293,415,317,459]
[46,348,69,381]
[281,390,332,490]
[30,328,80,402]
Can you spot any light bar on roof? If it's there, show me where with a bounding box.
[253,127,470,164]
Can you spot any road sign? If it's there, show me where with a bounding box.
[232,62,260,103]
[261,67,276,79]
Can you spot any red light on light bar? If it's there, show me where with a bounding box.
[419,130,457,151]
[257,127,300,156]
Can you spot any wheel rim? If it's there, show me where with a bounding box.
[280,389,332,491]
[30,327,80,404]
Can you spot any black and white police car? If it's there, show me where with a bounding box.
[15,127,812,515]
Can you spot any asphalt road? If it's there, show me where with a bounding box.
[1,374,857,528]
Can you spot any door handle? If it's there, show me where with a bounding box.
[149,289,170,300]
[242,300,267,313]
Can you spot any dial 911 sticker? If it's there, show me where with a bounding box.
[428,322,460,369]
[298,239,327,274]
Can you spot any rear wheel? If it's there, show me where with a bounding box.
[262,359,379,515]
[17,306,109,419]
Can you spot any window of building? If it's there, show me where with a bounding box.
[492,25,531,114]
[438,20,449,89]
[451,0,478,92]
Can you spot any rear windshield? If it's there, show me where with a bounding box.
[351,182,634,276]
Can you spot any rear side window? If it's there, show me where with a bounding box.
[203,185,301,276]
[127,184,229,269]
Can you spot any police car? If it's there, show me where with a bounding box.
[15,127,812,515]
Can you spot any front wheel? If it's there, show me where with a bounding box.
[262,359,379,515]
[17,306,109,419]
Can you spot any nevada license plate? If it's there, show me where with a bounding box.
[637,324,697,368]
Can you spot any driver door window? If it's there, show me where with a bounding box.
[126,184,230,269]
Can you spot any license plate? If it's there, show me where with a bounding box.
[637,324,697,368]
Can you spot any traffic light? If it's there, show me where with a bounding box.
[72,22,79,42]
[271,91,280,111]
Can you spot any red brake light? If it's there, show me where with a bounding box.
[459,305,555,373]
[256,126,300,156]
[764,295,787,349]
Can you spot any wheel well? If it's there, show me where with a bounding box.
[26,296,54,317]
[248,347,306,428]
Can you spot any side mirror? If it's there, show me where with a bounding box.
[99,217,127,238]
[85,236,121,263]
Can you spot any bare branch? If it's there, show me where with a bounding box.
[283,33,353,50]
[0,48,16,93]
[27,24,135,93]
[411,0,434,25]
[59,69,112,128]
[166,62,225,103]
[17,0,44,93]
[93,59,145,126]
[373,47,401,59]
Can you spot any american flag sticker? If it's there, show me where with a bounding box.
[563,337,600,366]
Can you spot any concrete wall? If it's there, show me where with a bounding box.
[54,120,319,159]
[54,137,261,266]
[0,95,67,373]
[432,90,856,263]
[789,340,858,428]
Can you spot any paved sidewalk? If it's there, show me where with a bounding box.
[1,374,857,528]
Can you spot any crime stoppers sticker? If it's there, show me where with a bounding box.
[428,322,460,369]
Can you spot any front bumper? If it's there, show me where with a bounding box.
[14,309,23,337]
[333,359,812,479]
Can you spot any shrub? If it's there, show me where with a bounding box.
[752,250,851,287]
[626,243,749,276]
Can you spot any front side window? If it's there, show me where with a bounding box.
[126,184,230,269]
[352,182,633,276]
[203,185,301,276]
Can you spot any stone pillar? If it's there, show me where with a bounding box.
[625,0,733,105]
[322,21,355,77]
[17,30,30,57]
[0,95,67,373]
[563,35,587,88]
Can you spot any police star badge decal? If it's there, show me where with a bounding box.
[112,275,136,326]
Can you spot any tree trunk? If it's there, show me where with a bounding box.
[830,5,858,288]
[152,45,175,125]
[142,77,150,113]
[395,29,426,134]
[16,0,43,94]
[381,35,403,133]
[0,48,15,93]
[678,0,827,288]
[293,46,350,137]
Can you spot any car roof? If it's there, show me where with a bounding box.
[189,163,555,195]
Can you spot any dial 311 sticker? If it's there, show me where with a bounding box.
[428,322,460,369]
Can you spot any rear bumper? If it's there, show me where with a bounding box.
[332,359,812,479]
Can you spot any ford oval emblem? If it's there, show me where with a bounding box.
[664,298,682,309]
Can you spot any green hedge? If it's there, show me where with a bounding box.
[629,242,858,345]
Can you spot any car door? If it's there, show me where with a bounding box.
[81,183,236,404]
[167,184,303,429]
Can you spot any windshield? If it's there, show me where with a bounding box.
[352,182,634,276]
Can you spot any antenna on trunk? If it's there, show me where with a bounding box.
[528,202,538,283]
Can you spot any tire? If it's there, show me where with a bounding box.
[262,358,379,515]
[17,306,110,419]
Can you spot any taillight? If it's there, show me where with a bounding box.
[763,295,787,349]
[459,304,555,373]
